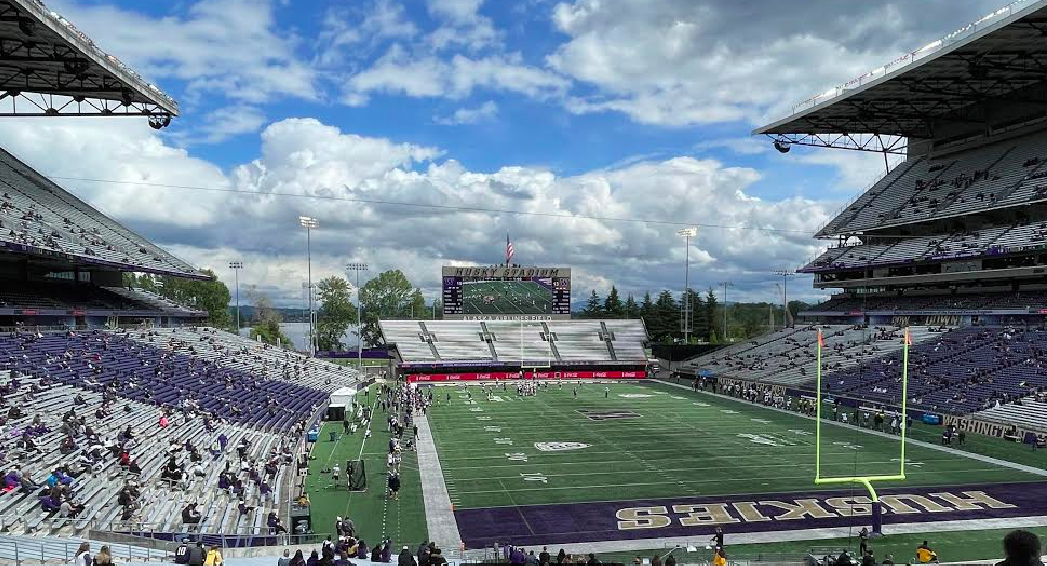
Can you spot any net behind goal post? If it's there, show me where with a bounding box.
[346,459,366,491]
[814,327,911,534]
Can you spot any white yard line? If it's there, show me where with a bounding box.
[651,379,1047,478]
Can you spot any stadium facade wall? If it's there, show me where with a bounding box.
[943,414,1044,441]
[407,369,648,383]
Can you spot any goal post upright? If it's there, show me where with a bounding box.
[814,327,910,535]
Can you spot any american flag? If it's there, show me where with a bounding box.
[506,233,514,266]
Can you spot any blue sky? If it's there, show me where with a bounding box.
[0,0,1006,306]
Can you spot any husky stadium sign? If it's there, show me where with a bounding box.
[452,481,1047,547]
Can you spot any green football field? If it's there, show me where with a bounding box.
[462,280,552,314]
[427,380,1039,510]
[302,379,1047,561]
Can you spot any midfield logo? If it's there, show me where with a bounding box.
[578,409,642,421]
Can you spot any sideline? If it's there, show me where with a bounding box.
[415,412,464,551]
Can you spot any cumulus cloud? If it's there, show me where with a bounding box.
[51,0,319,103]
[434,101,499,125]
[547,0,1005,126]
[345,45,568,104]
[0,116,834,306]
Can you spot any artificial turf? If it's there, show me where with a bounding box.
[303,389,429,549]
[596,526,1047,564]
[303,378,1045,561]
[425,380,1039,510]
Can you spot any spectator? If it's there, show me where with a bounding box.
[188,542,205,566]
[916,541,938,564]
[713,548,726,566]
[290,550,307,566]
[279,549,292,566]
[429,548,446,566]
[998,530,1043,566]
[175,538,192,564]
[72,542,91,566]
[182,503,202,525]
[398,546,417,566]
[94,546,115,566]
[307,551,320,566]
[204,545,223,566]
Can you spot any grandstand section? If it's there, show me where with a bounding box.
[0,326,360,539]
[379,319,650,382]
[757,0,1047,328]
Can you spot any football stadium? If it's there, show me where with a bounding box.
[1,0,1047,565]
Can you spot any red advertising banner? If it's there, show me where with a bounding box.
[407,370,648,383]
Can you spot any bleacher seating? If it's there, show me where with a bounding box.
[0,377,292,537]
[134,327,359,394]
[805,292,1047,313]
[379,319,648,364]
[102,287,207,316]
[816,129,1047,235]
[823,327,1047,415]
[802,220,1047,273]
[0,327,361,537]
[681,325,923,386]
[974,395,1047,431]
[0,279,152,312]
[0,148,198,277]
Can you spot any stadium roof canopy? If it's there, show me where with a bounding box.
[754,0,1047,146]
[0,0,177,126]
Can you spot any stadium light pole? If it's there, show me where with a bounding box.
[773,269,794,329]
[677,228,698,343]
[299,216,319,356]
[228,261,242,332]
[719,281,734,342]
[346,263,369,371]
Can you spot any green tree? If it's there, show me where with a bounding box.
[580,290,603,318]
[359,270,415,346]
[603,286,624,318]
[624,294,639,318]
[247,289,291,347]
[639,291,654,329]
[316,276,359,351]
[705,288,720,343]
[407,288,429,319]
[680,287,708,343]
[651,290,680,342]
[135,270,231,329]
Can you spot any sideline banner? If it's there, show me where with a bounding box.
[407,370,648,383]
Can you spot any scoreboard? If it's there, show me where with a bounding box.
[442,266,572,320]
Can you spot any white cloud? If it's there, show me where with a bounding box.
[51,0,319,103]
[547,0,1006,127]
[316,0,419,67]
[190,106,268,144]
[434,101,499,125]
[425,0,498,50]
[346,46,568,103]
[0,116,834,306]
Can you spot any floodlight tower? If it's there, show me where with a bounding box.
[676,228,698,343]
[719,281,734,342]
[299,216,319,356]
[773,269,795,328]
[346,263,370,370]
[228,261,243,331]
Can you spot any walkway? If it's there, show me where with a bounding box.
[415,412,463,552]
